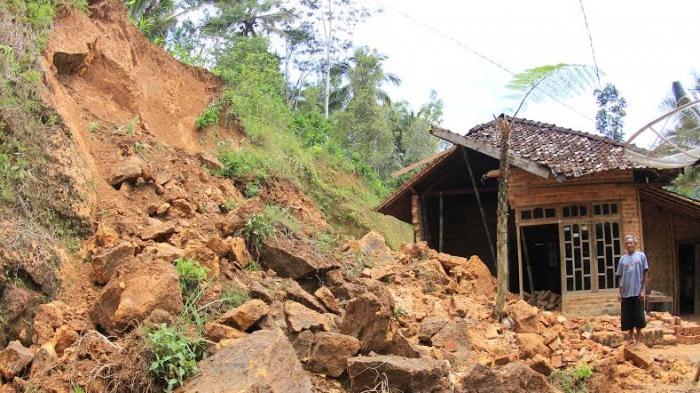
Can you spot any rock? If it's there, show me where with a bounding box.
[505,300,540,333]
[590,331,624,348]
[91,242,135,284]
[528,354,553,376]
[436,252,467,271]
[259,236,337,279]
[0,285,39,346]
[141,242,184,261]
[285,281,327,313]
[198,152,224,171]
[358,231,393,264]
[140,220,176,241]
[284,301,329,333]
[181,329,312,392]
[290,330,315,362]
[143,309,175,327]
[0,341,34,380]
[451,256,495,297]
[249,282,273,304]
[205,236,230,257]
[90,259,183,335]
[313,286,339,314]
[431,319,472,353]
[216,200,265,236]
[217,299,270,331]
[339,293,417,357]
[172,198,196,218]
[109,156,143,187]
[50,326,79,356]
[498,362,555,392]
[623,343,654,369]
[306,332,361,378]
[516,333,551,359]
[183,241,220,279]
[347,355,449,393]
[204,322,247,342]
[227,237,252,267]
[95,224,118,246]
[32,301,68,345]
[457,363,499,392]
[418,316,448,344]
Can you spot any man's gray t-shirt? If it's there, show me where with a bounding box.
[616,251,648,298]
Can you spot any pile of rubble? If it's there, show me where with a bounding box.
[523,290,561,311]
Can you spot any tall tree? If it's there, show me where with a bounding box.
[387,90,442,168]
[495,64,595,319]
[594,83,627,142]
[334,48,395,177]
[329,48,400,111]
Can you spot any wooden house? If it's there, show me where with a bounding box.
[377,117,700,316]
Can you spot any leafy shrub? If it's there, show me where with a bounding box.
[195,104,219,130]
[243,181,261,198]
[549,363,593,393]
[145,324,205,392]
[174,258,208,295]
[217,148,269,182]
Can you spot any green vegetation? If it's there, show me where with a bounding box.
[219,285,250,309]
[549,363,593,393]
[239,212,276,257]
[174,258,208,297]
[88,121,100,133]
[392,304,408,318]
[195,104,219,131]
[145,323,206,393]
[243,181,261,198]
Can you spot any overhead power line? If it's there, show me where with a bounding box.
[375,1,596,123]
[578,0,601,88]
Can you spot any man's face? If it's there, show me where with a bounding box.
[625,239,636,254]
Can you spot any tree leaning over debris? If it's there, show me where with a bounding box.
[495,64,595,319]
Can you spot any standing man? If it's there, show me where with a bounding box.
[616,234,649,344]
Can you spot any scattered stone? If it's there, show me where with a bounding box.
[205,236,229,257]
[624,343,654,369]
[285,281,327,313]
[291,330,315,362]
[198,152,223,171]
[141,242,184,261]
[181,329,313,393]
[314,286,340,314]
[204,322,247,342]
[436,252,467,271]
[227,237,252,267]
[450,256,496,297]
[184,241,220,279]
[516,333,551,359]
[0,341,34,380]
[249,282,273,304]
[417,316,448,344]
[431,319,472,353]
[50,326,79,356]
[95,224,118,246]
[528,354,553,376]
[259,236,337,279]
[505,300,540,333]
[32,301,68,345]
[358,231,393,264]
[217,299,270,331]
[90,259,183,335]
[347,355,449,393]
[284,301,329,333]
[306,332,361,378]
[497,362,556,393]
[140,220,176,241]
[590,331,624,348]
[109,156,143,187]
[91,242,135,284]
[172,198,196,218]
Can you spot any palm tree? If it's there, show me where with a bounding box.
[202,0,296,38]
[328,47,401,112]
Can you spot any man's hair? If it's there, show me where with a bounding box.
[624,234,637,243]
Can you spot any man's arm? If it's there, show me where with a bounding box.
[640,269,649,298]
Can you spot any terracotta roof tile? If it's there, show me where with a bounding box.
[466,116,644,178]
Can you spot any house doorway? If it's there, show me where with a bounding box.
[678,243,696,314]
[520,224,561,296]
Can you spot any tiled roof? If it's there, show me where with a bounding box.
[466,116,643,178]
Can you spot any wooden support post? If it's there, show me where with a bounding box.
[411,193,423,242]
[438,193,444,252]
[461,148,497,266]
[517,223,524,298]
[520,227,536,304]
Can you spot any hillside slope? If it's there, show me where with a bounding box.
[0,1,697,393]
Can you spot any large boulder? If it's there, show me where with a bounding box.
[417,316,448,345]
[0,341,34,380]
[285,280,327,313]
[90,259,182,335]
[347,355,449,393]
[306,332,361,377]
[358,231,393,264]
[339,293,418,357]
[451,256,495,297]
[91,242,135,284]
[505,300,540,333]
[284,301,329,333]
[259,235,337,279]
[623,342,654,369]
[431,319,472,353]
[516,333,551,359]
[109,156,144,187]
[456,362,556,393]
[180,329,312,393]
[217,299,270,331]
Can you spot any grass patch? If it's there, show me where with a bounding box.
[239,212,275,257]
[548,363,593,393]
[174,258,208,297]
[219,285,249,309]
[195,104,219,131]
[145,323,206,393]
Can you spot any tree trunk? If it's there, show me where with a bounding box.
[494,116,512,320]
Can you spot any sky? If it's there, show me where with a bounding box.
[350,0,700,142]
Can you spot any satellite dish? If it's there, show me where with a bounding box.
[624,99,700,169]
